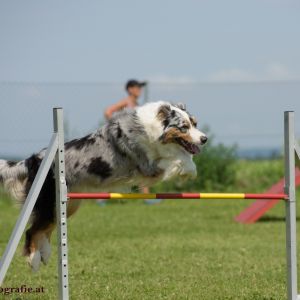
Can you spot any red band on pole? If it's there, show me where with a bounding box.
[67,193,111,199]
[244,193,288,200]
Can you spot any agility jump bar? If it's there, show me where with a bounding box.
[67,193,288,200]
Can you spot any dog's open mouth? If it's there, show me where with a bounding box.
[176,138,200,155]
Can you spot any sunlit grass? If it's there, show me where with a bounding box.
[1,182,299,299]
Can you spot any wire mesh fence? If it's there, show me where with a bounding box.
[0,81,300,158]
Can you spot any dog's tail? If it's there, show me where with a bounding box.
[0,159,28,202]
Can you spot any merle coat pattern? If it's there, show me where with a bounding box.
[0,101,207,272]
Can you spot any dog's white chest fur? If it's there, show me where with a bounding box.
[149,144,197,181]
[158,153,197,180]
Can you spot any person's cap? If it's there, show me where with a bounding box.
[125,79,147,90]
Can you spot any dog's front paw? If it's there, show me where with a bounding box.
[180,168,197,179]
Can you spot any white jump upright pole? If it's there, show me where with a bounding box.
[53,108,69,300]
[284,111,299,300]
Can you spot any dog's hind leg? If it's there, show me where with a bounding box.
[22,156,57,271]
[40,223,55,265]
[39,201,81,266]
[24,200,81,271]
[24,221,55,272]
[24,227,43,272]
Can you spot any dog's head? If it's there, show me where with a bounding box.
[156,102,207,155]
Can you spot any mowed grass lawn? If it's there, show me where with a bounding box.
[1,186,300,300]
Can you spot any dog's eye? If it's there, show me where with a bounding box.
[181,126,189,133]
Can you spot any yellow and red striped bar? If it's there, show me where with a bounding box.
[67,192,288,200]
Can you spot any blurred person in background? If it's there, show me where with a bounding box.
[102,79,161,205]
[104,79,146,119]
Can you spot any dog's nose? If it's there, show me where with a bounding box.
[200,136,208,144]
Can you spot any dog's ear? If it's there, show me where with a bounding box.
[157,104,171,121]
[175,102,186,111]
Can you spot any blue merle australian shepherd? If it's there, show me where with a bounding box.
[0,101,207,272]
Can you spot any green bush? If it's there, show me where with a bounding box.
[152,128,237,192]
[234,159,284,193]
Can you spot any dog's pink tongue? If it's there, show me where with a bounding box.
[191,144,200,154]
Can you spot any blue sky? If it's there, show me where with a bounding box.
[1,0,300,82]
[0,0,300,157]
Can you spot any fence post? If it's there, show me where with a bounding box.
[284,111,298,300]
[53,108,69,300]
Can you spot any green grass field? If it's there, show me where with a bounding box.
[0,159,299,299]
